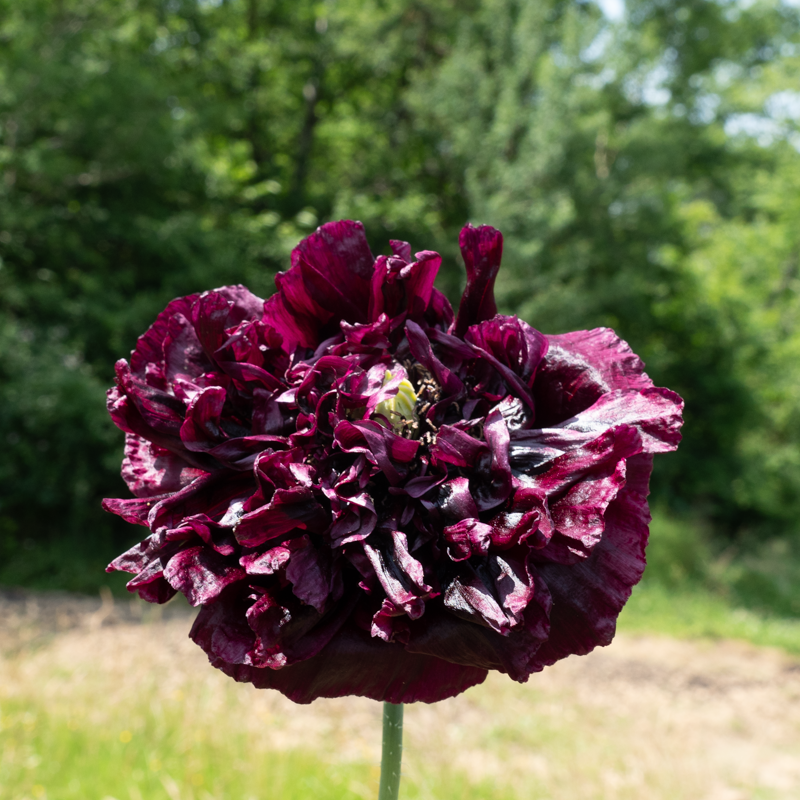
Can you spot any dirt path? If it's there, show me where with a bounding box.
[2,589,799,799]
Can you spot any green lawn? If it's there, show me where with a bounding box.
[620,581,800,654]
[617,507,800,654]
[0,685,505,800]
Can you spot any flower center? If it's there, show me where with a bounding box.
[374,370,419,434]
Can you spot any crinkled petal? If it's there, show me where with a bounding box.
[115,359,185,436]
[245,593,325,668]
[454,224,503,337]
[107,386,215,472]
[106,532,180,604]
[466,315,548,402]
[427,476,481,523]
[404,595,549,681]
[214,284,266,322]
[292,220,374,324]
[106,532,165,573]
[102,495,159,527]
[363,532,431,619]
[431,425,487,468]
[180,385,228,452]
[262,271,324,352]
[334,420,419,486]
[189,589,255,665]
[328,491,378,547]
[476,408,513,511]
[443,519,493,561]
[526,425,642,563]
[534,328,655,425]
[369,250,442,322]
[162,311,213,384]
[163,546,245,606]
[235,487,329,548]
[130,295,199,378]
[527,453,653,671]
[550,387,683,454]
[203,617,488,704]
[147,472,254,532]
[121,434,207,498]
[404,320,464,401]
[284,535,337,612]
[443,563,513,634]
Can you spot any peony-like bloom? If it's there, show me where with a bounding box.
[104,220,683,704]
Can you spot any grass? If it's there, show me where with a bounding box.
[3,617,798,800]
[0,630,505,800]
[0,699,493,800]
[616,507,800,654]
[0,698,368,800]
[619,581,800,654]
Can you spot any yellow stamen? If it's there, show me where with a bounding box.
[375,371,418,433]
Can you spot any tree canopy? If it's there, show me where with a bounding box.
[2,0,800,588]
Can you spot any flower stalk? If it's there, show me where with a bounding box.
[378,702,404,800]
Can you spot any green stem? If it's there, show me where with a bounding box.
[378,702,404,800]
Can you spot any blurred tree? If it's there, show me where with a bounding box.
[1,0,800,589]
[405,0,800,530]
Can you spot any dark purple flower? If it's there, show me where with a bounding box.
[105,220,683,704]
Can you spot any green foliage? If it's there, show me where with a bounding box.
[2,0,800,589]
[621,508,800,648]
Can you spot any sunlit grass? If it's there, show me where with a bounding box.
[1,697,371,800]
[3,614,798,800]
[620,581,800,654]
[0,698,515,800]
[618,508,800,654]
[0,631,504,800]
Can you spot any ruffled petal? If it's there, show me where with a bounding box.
[404,588,550,681]
[551,387,684,454]
[115,359,185,437]
[292,220,374,323]
[130,295,199,378]
[106,532,180,604]
[363,531,432,619]
[534,328,655,425]
[262,271,325,352]
[179,385,228,452]
[526,425,643,563]
[454,224,503,336]
[162,311,213,384]
[121,434,207,498]
[191,289,263,361]
[163,546,246,606]
[107,386,212,470]
[234,487,329,548]
[527,453,653,670]
[334,420,419,486]
[244,592,352,668]
[201,617,488,704]
[369,250,442,322]
[465,315,549,405]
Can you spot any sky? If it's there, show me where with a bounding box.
[596,0,625,20]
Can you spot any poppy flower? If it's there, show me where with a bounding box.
[104,220,683,704]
